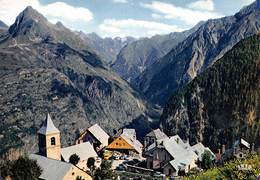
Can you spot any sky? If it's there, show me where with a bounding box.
[0,0,256,38]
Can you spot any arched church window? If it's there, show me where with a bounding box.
[51,137,56,145]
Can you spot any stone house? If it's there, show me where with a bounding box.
[146,135,198,176]
[76,124,110,150]
[61,142,98,171]
[30,154,91,180]
[107,129,143,156]
[222,138,251,161]
[144,129,168,150]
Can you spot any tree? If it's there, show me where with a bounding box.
[0,160,13,179]
[0,156,42,180]
[69,154,80,166]
[201,150,213,170]
[94,160,117,180]
[87,157,96,175]
[87,157,95,169]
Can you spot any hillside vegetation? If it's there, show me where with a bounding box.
[185,154,260,180]
[161,34,260,150]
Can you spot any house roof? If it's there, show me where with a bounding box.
[123,129,136,138]
[191,142,215,161]
[87,124,110,146]
[120,129,143,154]
[145,129,168,140]
[61,142,98,162]
[29,154,73,180]
[162,135,198,171]
[240,138,250,149]
[145,137,169,155]
[38,113,60,135]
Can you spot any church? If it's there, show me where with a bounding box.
[30,113,92,180]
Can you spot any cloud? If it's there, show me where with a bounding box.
[113,0,128,3]
[98,18,184,38]
[0,0,93,27]
[188,0,215,11]
[151,13,163,19]
[141,1,223,26]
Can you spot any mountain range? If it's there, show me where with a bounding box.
[78,32,135,64]
[0,20,8,33]
[111,22,203,82]
[1,1,260,158]
[134,1,260,105]
[160,34,260,150]
[0,7,158,158]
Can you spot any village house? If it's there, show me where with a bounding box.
[221,138,251,161]
[144,128,168,150]
[76,123,110,150]
[191,142,215,167]
[191,142,215,161]
[61,142,98,171]
[107,129,143,156]
[30,154,91,180]
[145,135,199,177]
[31,113,92,180]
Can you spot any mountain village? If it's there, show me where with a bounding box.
[1,1,260,180]
[18,113,256,180]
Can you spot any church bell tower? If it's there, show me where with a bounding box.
[38,113,61,160]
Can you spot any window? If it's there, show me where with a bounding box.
[51,137,56,145]
[169,168,172,175]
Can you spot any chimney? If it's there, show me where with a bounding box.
[251,143,255,152]
[222,144,225,154]
[218,149,221,154]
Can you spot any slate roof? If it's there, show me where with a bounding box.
[87,124,110,146]
[162,135,198,171]
[38,113,60,135]
[120,129,143,154]
[145,137,169,155]
[29,154,73,180]
[123,129,136,138]
[61,142,98,162]
[145,129,168,140]
[191,142,215,161]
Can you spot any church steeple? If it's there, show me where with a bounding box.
[38,113,60,135]
[38,113,61,160]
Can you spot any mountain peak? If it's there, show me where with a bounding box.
[20,6,46,21]
[56,21,65,28]
[8,6,51,39]
[0,20,8,29]
[87,32,101,40]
